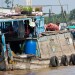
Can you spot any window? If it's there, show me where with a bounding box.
[13,21,18,32]
[5,22,12,29]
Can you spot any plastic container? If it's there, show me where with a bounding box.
[24,39,37,55]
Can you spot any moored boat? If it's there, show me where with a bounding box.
[0,15,75,70]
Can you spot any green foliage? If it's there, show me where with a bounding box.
[44,13,69,24]
[5,0,11,8]
[69,9,75,20]
[35,7,41,11]
[44,17,50,24]
[21,6,32,12]
[28,6,33,12]
[15,5,33,12]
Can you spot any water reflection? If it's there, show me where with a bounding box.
[0,72,12,75]
[25,72,36,75]
[0,66,75,75]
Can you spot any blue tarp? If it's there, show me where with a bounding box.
[67,25,75,29]
[67,25,75,38]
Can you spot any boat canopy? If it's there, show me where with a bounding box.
[0,18,32,22]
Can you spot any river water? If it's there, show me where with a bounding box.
[0,66,75,75]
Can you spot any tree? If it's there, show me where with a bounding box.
[5,0,11,8]
[69,9,75,20]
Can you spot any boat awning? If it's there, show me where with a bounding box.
[0,18,32,22]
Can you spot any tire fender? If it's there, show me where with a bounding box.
[50,56,59,67]
[69,54,75,65]
[61,55,68,66]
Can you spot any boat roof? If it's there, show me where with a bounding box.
[0,18,32,22]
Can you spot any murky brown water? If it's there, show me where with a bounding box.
[0,66,75,75]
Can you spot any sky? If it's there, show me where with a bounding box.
[0,0,75,14]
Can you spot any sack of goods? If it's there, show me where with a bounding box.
[46,23,59,31]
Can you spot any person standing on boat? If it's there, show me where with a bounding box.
[56,22,61,30]
[29,20,36,37]
[34,18,40,37]
[24,20,30,37]
[24,20,36,37]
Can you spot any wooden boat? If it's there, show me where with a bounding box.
[0,16,75,70]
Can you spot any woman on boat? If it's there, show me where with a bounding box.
[24,20,30,37]
[24,20,35,37]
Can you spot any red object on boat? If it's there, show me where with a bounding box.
[46,23,59,31]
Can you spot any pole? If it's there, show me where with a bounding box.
[12,0,14,9]
[26,0,32,6]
